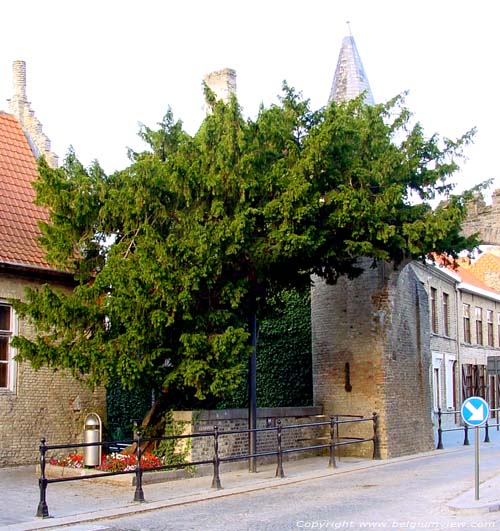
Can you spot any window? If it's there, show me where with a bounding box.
[475,307,483,345]
[0,303,16,391]
[443,293,450,337]
[445,356,457,409]
[463,304,471,344]
[430,287,438,333]
[487,310,494,347]
[462,363,486,399]
[432,353,442,410]
[489,375,496,419]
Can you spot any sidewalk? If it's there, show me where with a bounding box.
[2,429,500,531]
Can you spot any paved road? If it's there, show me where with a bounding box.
[71,444,500,531]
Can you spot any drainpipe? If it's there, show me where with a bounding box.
[455,283,462,415]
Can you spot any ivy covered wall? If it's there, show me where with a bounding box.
[106,288,313,437]
[217,288,313,409]
[106,383,153,441]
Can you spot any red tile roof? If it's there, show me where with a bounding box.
[0,111,55,270]
[456,266,500,294]
[432,252,500,296]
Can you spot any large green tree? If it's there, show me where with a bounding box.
[12,86,478,401]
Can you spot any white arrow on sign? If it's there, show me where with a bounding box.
[465,401,484,421]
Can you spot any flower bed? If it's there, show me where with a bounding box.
[44,451,195,486]
[49,452,162,472]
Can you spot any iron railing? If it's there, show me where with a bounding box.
[435,407,500,449]
[36,412,379,518]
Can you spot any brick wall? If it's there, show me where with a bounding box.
[0,272,106,466]
[173,407,328,468]
[311,259,435,459]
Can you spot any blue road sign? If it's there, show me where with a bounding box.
[461,396,489,427]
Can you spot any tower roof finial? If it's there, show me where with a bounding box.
[346,20,352,36]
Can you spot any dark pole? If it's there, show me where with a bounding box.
[36,437,49,518]
[249,312,257,472]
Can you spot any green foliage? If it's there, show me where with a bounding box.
[152,410,192,469]
[218,287,312,408]
[12,85,480,403]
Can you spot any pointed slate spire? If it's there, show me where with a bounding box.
[329,28,374,105]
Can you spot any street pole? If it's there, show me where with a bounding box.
[475,426,480,501]
[248,313,257,472]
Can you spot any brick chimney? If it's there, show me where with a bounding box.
[203,68,236,112]
[8,60,58,168]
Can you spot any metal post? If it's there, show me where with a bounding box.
[248,313,257,473]
[133,429,145,503]
[436,408,443,449]
[475,426,480,501]
[211,425,222,489]
[372,412,381,460]
[36,438,49,518]
[484,419,490,443]
[275,419,285,478]
[464,423,470,446]
[328,416,337,468]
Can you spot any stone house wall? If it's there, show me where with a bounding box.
[411,262,460,431]
[0,271,106,466]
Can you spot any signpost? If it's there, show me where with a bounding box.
[460,396,489,501]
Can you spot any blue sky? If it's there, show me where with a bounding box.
[0,0,497,197]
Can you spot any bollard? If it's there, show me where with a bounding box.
[463,423,470,446]
[328,416,337,468]
[36,437,49,518]
[133,429,145,503]
[211,425,222,489]
[372,412,381,460]
[436,408,444,450]
[275,419,285,478]
[484,420,490,443]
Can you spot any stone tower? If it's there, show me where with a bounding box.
[461,190,500,245]
[8,60,58,168]
[311,33,434,458]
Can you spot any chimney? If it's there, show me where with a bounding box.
[12,60,27,101]
[203,68,237,111]
[8,61,58,168]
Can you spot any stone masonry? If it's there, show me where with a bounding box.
[173,407,332,472]
[8,61,58,169]
[462,190,500,246]
[0,272,106,466]
[311,260,435,459]
[203,68,236,109]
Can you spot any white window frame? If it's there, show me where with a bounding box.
[432,352,443,411]
[444,354,456,409]
[0,302,17,393]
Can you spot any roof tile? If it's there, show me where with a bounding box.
[0,112,55,270]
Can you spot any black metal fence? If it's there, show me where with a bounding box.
[435,407,500,449]
[36,412,379,518]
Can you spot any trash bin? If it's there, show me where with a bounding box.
[83,413,102,467]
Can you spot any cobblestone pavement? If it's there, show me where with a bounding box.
[49,442,500,531]
[2,428,500,531]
